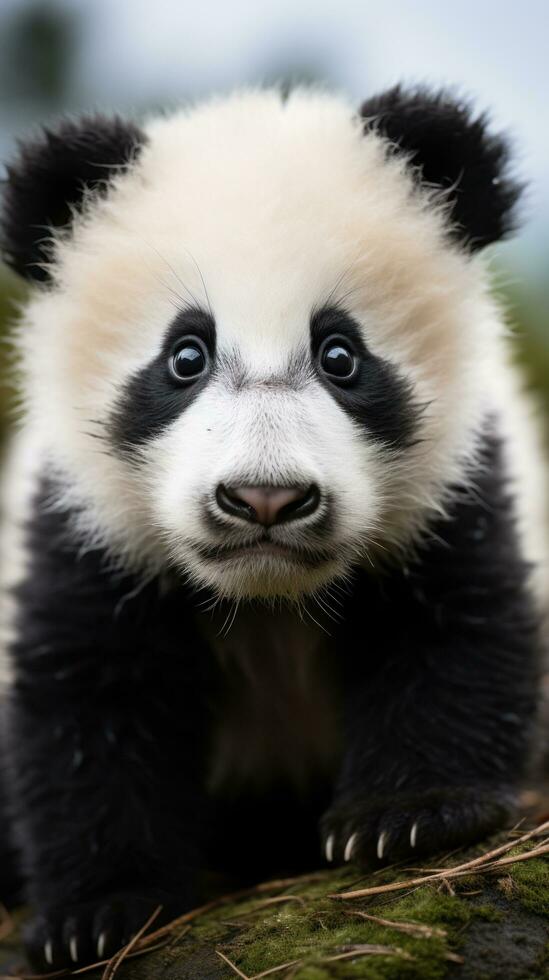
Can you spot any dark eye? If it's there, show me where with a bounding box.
[169,336,208,382]
[319,336,357,382]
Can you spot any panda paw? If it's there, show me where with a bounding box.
[321,786,515,866]
[24,888,191,973]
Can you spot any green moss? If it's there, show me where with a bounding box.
[291,969,331,980]
[186,846,546,980]
[374,887,474,927]
[157,853,536,980]
[508,858,549,916]
[206,869,494,980]
[3,839,545,979]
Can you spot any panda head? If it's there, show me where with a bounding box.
[2,87,520,600]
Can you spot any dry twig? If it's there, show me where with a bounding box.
[344,908,446,939]
[332,821,549,900]
[323,943,413,962]
[250,960,302,978]
[132,871,325,950]
[215,950,250,979]
[101,905,162,980]
[230,895,306,918]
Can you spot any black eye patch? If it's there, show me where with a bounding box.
[108,306,216,453]
[107,302,419,456]
[310,305,420,449]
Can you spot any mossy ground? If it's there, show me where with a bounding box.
[160,839,547,980]
[2,837,546,979]
[504,856,549,916]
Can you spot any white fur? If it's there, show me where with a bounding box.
[1,87,547,612]
[0,429,44,687]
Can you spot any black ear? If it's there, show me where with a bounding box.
[360,86,522,251]
[1,114,146,282]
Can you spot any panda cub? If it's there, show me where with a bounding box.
[0,86,546,972]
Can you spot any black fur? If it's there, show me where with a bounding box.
[1,115,146,281]
[360,86,522,250]
[0,755,22,906]
[311,305,420,448]
[322,429,541,861]
[2,426,541,972]
[6,479,210,970]
[108,306,216,451]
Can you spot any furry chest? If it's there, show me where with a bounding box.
[197,606,342,795]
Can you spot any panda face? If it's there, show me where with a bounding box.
[20,90,500,600]
[106,299,418,599]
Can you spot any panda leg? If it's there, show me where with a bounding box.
[0,718,23,907]
[322,431,541,866]
[8,480,210,973]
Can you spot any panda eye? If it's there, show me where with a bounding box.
[319,335,358,383]
[169,336,209,382]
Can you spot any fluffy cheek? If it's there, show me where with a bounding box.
[140,430,221,571]
[138,386,391,598]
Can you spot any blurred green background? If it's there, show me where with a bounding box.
[0,0,548,450]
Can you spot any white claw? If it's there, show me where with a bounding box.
[377,830,387,860]
[44,940,53,966]
[69,936,78,963]
[410,820,419,848]
[325,833,335,863]
[344,832,358,863]
[97,931,107,959]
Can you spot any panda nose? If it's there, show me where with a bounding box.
[216,484,320,526]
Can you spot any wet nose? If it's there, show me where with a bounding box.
[216,484,320,526]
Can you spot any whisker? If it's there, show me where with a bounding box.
[183,247,214,319]
[131,232,203,310]
[302,599,331,636]
[320,261,358,311]
[146,240,201,309]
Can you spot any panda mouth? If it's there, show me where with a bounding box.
[196,540,334,568]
